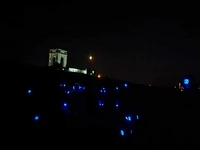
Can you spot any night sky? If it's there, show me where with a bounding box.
[1,4,200,86]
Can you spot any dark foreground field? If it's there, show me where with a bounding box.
[1,65,200,147]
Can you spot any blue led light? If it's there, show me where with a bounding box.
[100,87,106,93]
[28,89,32,94]
[77,85,85,92]
[116,100,119,108]
[184,79,189,85]
[65,91,70,94]
[183,78,190,89]
[120,130,125,136]
[63,102,67,107]
[60,84,66,87]
[98,100,104,106]
[125,115,132,122]
[34,115,39,121]
[136,115,139,120]
[116,87,119,90]
[124,83,128,87]
[130,130,133,134]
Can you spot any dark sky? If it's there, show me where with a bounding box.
[1,3,200,86]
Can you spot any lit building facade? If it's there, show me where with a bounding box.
[48,49,68,68]
[68,67,87,74]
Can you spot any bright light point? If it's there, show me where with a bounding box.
[28,89,32,94]
[125,115,132,121]
[66,91,70,94]
[89,55,93,60]
[116,87,119,90]
[34,116,39,121]
[63,103,67,107]
[124,83,128,87]
[184,79,189,85]
[116,100,119,107]
[136,115,139,120]
[97,74,101,78]
[98,100,104,106]
[120,130,125,136]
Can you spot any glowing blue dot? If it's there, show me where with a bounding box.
[130,130,133,134]
[63,84,66,87]
[136,115,139,120]
[28,89,32,94]
[62,102,69,112]
[66,91,70,94]
[73,86,75,90]
[63,103,67,107]
[184,79,189,85]
[34,116,39,121]
[125,115,132,121]
[120,130,125,136]
[116,87,119,90]
[116,100,119,108]
[98,100,104,106]
[124,83,128,87]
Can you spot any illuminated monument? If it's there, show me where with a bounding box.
[48,49,68,68]
[48,48,95,75]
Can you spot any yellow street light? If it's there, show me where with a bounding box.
[89,55,93,60]
[97,74,101,78]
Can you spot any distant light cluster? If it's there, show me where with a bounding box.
[28,81,139,137]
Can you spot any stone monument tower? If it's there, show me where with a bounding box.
[48,49,68,68]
